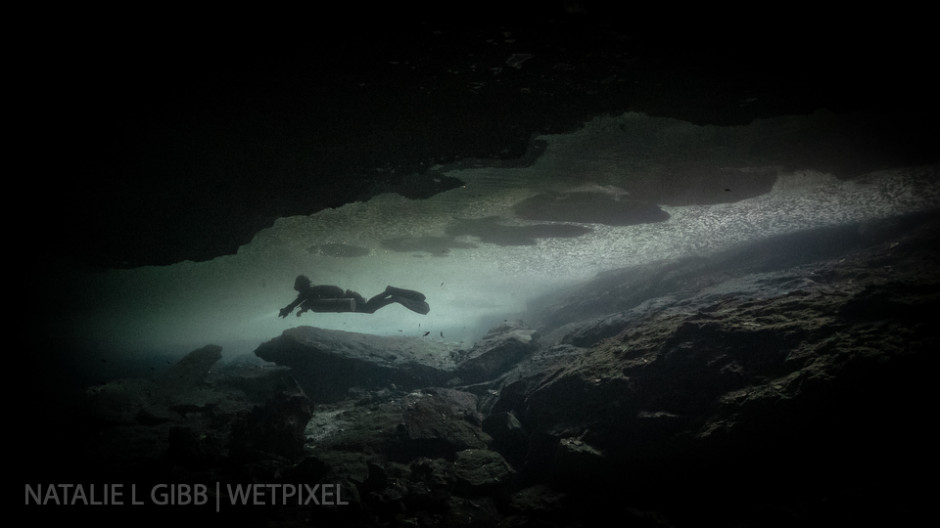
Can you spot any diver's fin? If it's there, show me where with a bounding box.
[393,296,430,315]
[385,286,426,302]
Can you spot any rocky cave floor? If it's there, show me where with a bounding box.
[35,210,939,527]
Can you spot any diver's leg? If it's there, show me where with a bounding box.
[363,292,430,314]
[361,293,397,313]
[384,286,426,301]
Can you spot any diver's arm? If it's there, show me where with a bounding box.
[279,297,304,318]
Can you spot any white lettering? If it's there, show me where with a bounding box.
[131,484,144,505]
[25,484,128,506]
[224,483,349,506]
[152,484,208,506]
[24,484,43,505]
[304,484,321,505]
[24,482,349,508]
[227,483,252,505]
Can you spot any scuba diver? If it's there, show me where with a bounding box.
[278,275,430,318]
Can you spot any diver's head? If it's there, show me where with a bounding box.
[294,274,311,291]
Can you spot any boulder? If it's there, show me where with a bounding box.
[453,320,538,384]
[226,376,312,459]
[85,344,224,425]
[481,411,528,465]
[255,326,458,402]
[82,345,313,476]
[304,386,491,462]
[399,388,491,457]
[154,344,222,397]
[452,449,515,496]
[84,377,155,425]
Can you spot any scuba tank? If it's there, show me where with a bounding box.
[299,297,357,313]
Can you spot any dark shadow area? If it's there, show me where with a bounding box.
[307,244,372,258]
[380,216,594,255]
[640,165,778,206]
[513,192,670,225]
[380,236,478,256]
[446,216,593,245]
[365,172,466,199]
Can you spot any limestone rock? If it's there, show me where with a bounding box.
[84,377,155,425]
[81,345,313,476]
[154,344,222,397]
[255,326,458,402]
[453,448,516,496]
[228,382,312,459]
[481,411,528,465]
[495,213,940,492]
[85,344,224,425]
[399,388,490,457]
[453,320,538,384]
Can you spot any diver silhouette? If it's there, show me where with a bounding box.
[278,275,430,318]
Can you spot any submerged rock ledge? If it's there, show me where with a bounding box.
[255,327,460,402]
